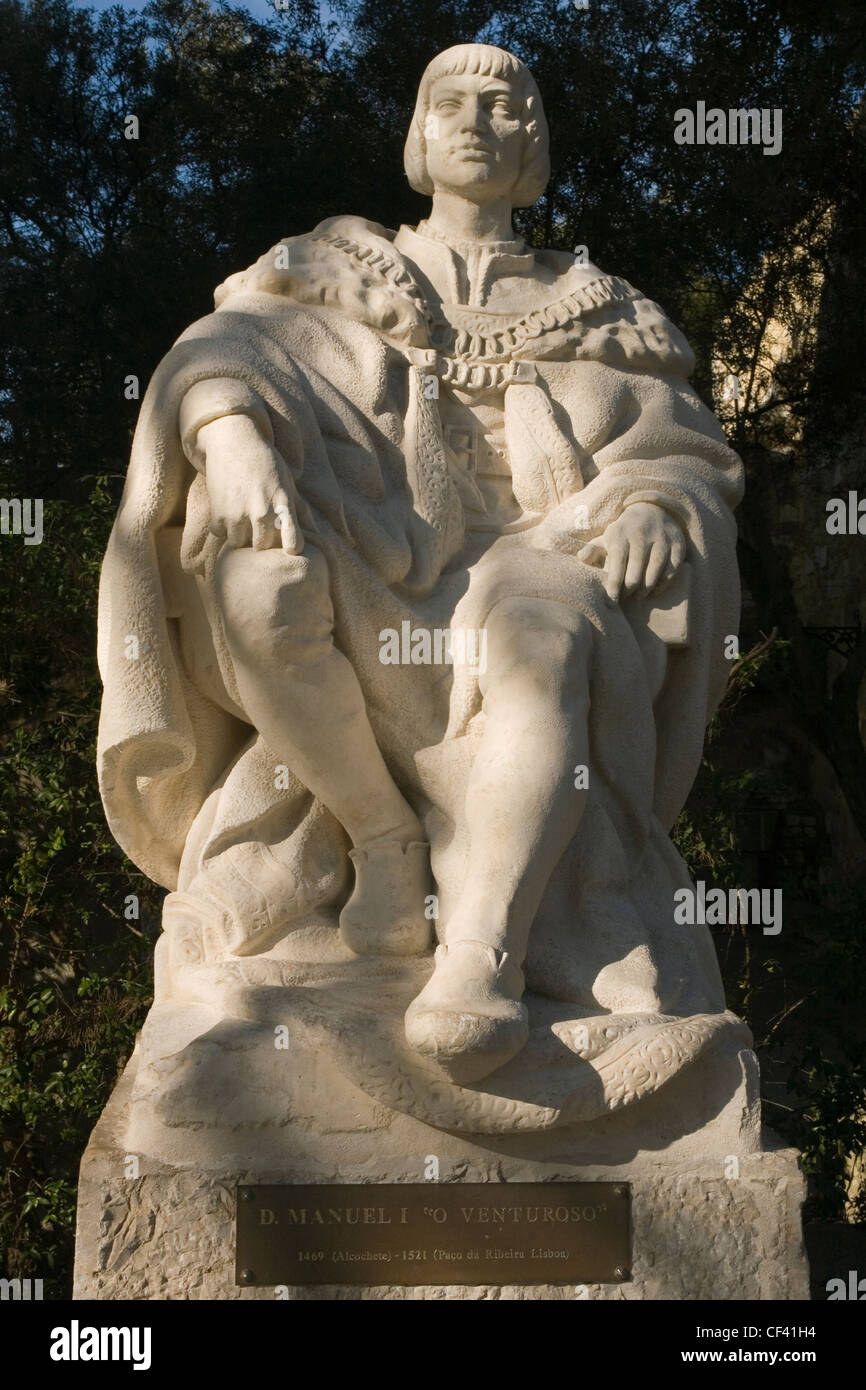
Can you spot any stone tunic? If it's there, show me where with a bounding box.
[393,221,564,534]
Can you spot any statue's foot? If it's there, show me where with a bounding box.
[404,939,529,1083]
[339,839,432,956]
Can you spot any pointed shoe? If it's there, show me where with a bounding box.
[404,938,529,1083]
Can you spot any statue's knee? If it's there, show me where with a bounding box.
[484,597,592,691]
[214,545,334,669]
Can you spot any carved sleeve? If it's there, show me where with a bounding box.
[178,377,274,471]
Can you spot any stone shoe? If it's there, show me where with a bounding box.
[339,840,433,957]
[404,939,529,1083]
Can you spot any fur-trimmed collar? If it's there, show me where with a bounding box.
[214,215,695,376]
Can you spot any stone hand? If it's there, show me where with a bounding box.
[198,413,302,553]
[577,501,686,602]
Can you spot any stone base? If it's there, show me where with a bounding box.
[74,1047,809,1300]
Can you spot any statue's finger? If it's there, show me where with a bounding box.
[225,517,250,549]
[604,538,628,600]
[275,502,302,555]
[644,538,668,593]
[669,532,687,570]
[577,538,605,565]
[251,513,275,550]
[623,536,648,594]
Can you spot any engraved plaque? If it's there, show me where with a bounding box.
[236,1183,630,1287]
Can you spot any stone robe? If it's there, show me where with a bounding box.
[98,215,745,1084]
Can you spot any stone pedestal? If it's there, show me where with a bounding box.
[74,1036,809,1300]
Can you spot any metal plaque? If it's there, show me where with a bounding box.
[235,1183,630,1287]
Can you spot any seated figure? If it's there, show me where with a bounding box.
[97,44,746,1113]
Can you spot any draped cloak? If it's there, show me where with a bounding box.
[97,215,744,1017]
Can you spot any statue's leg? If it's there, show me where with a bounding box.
[406,596,597,1078]
[450,595,594,958]
[214,542,431,955]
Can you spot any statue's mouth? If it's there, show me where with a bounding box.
[455,142,495,159]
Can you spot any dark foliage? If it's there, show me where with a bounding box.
[1,0,864,1293]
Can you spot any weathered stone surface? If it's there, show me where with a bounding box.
[94,40,748,1123]
[74,1047,808,1300]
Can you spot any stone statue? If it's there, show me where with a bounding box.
[97,43,750,1141]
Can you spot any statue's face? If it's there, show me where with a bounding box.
[424,71,525,204]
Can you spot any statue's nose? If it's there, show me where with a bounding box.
[459,98,486,133]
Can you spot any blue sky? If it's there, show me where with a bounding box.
[71,0,333,21]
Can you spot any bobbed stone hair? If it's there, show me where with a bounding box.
[404,43,551,208]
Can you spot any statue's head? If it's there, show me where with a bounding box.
[404,43,550,210]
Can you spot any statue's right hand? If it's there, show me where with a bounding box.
[197,415,302,553]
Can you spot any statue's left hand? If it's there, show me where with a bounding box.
[577,502,686,602]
